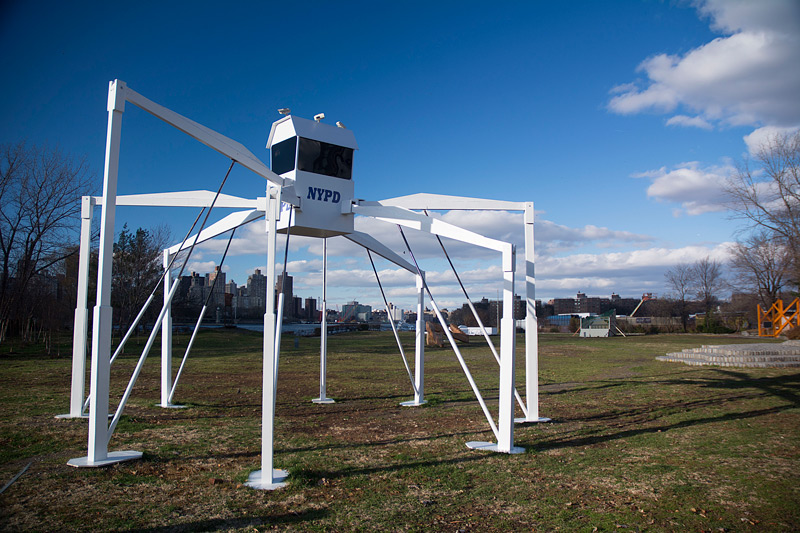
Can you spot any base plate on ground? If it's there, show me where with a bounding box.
[55,413,89,420]
[466,441,525,454]
[515,416,552,424]
[245,469,288,490]
[67,450,143,468]
[312,397,335,404]
[399,400,427,407]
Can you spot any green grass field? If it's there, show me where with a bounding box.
[0,330,797,531]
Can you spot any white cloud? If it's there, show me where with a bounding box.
[185,260,229,275]
[291,242,736,306]
[632,161,734,215]
[665,115,713,130]
[609,0,800,131]
[743,125,800,155]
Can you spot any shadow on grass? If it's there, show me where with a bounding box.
[172,428,488,463]
[527,370,800,452]
[124,509,329,532]
[529,404,796,453]
[287,452,488,484]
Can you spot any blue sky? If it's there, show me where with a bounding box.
[1,0,798,312]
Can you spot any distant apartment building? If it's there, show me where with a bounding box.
[246,269,266,310]
[551,292,611,315]
[341,300,372,322]
[304,297,318,321]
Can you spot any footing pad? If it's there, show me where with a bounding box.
[466,441,525,454]
[312,398,335,404]
[245,469,288,490]
[515,416,552,424]
[68,450,143,468]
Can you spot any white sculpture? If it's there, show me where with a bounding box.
[64,80,549,490]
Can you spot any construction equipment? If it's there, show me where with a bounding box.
[630,293,654,318]
[758,298,800,337]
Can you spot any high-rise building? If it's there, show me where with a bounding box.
[207,266,226,307]
[304,297,318,321]
[275,273,294,317]
[246,269,266,311]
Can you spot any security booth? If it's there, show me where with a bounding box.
[267,115,358,237]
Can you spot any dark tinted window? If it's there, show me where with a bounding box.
[297,138,353,179]
[271,137,297,175]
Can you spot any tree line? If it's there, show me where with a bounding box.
[0,142,169,351]
[663,131,800,331]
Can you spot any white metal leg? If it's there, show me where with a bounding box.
[246,186,287,490]
[467,245,524,454]
[59,197,94,419]
[160,251,182,408]
[400,274,426,406]
[517,202,550,424]
[70,80,141,467]
[313,238,334,404]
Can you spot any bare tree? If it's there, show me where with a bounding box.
[664,262,693,331]
[729,231,790,309]
[692,256,725,327]
[0,142,96,341]
[726,131,800,286]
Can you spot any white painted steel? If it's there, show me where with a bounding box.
[366,193,526,212]
[312,238,334,404]
[267,115,358,151]
[367,250,418,398]
[428,291,499,441]
[103,190,258,208]
[68,450,144,468]
[248,186,285,490]
[432,224,528,418]
[518,202,549,423]
[167,209,263,256]
[343,231,417,273]
[107,282,181,441]
[61,197,94,418]
[160,249,174,407]
[414,275,425,405]
[400,274,427,407]
[169,305,208,404]
[121,82,286,188]
[74,80,136,467]
[71,79,545,479]
[351,204,508,254]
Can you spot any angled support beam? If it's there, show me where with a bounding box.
[167,209,264,256]
[344,231,418,273]
[351,204,509,255]
[118,81,286,188]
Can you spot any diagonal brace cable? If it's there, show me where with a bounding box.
[425,210,527,418]
[169,226,237,403]
[107,160,235,443]
[397,225,499,440]
[367,249,419,397]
